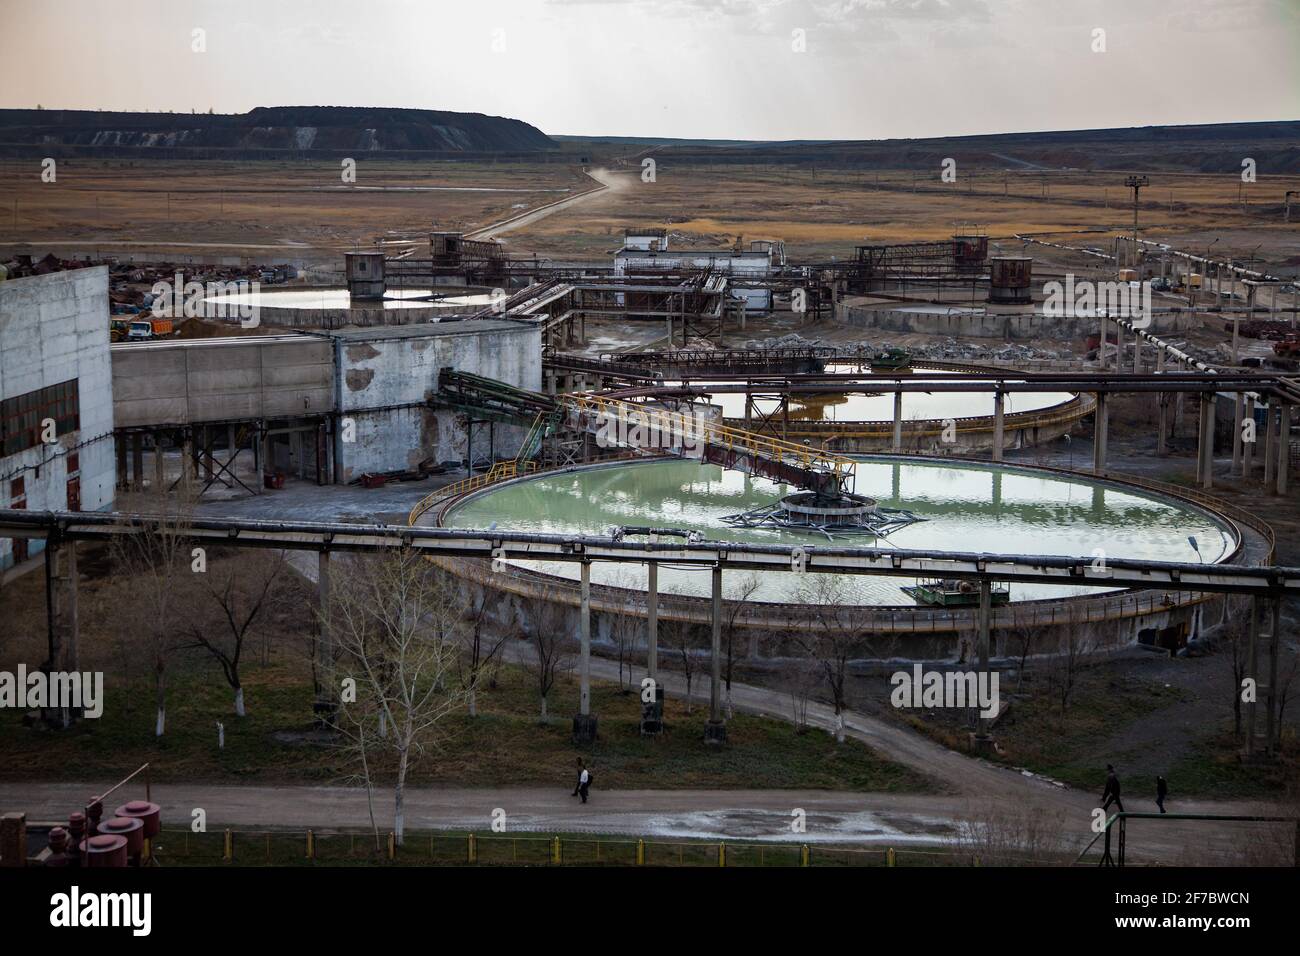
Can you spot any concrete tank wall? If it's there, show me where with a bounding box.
[337,320,542,479]
[838,301,1199,340]
[111,336,334,427]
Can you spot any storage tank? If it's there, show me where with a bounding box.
[987,256,1033,304]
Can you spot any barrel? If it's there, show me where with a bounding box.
[114,800,161,838]
[99,816,145,857]
[80,834,129,867]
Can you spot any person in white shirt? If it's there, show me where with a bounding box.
[571,758,592,803]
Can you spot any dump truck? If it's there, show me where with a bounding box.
[126,318,175,341]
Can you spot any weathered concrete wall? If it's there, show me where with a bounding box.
[111,336,334,427]
[838,301,1199,340]
[0,267,115,568]
[338,321,541,479]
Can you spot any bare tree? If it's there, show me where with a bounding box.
[455,575,509,718]
[182,549,287,716]
[665,617,700,714]
[722,572,762,719]
[109,489,198,736]
[792,577,868,743]
[783,663,819,734]
[326,548,465,846]
[604,568,642,693]
[1216,617,1250,738]
[1045,625,1095,720]
[519,592,571,720]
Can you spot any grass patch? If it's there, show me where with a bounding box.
[0,661,934,793]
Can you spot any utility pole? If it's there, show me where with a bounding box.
[1286,191,1299,223]
[1125,175,1149,244]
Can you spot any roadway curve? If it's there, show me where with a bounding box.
[465,167,623,241]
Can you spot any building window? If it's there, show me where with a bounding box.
[1,380,80,456]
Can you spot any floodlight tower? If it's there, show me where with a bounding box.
[1125,175,1150,246]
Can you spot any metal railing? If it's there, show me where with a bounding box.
[152,827,1014,868]
[1076,812,1300,867]
[564,391,858,490]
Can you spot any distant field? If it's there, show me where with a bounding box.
[0,158,585,263]
[4,155,1299,270]
[506,162,1300,265]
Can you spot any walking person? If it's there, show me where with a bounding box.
[1155,775,1168,814]
[1101,764,1124,814]
[571,757,592,804]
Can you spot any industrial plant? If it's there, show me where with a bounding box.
[1,2,1298,932]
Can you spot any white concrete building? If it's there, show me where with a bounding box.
[0,267,115,569]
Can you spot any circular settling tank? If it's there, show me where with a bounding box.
[674,365,1075,425]
[440,457,1236,606]
[202,287,495,312]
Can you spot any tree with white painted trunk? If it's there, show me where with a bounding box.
[182,548,287,716]
[519,592,571,720]
[792,577,871,744]
[109,488,198,737]
[326,548,464,846]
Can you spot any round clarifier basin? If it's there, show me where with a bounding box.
[439,457,1237,606]
[676,365,1076,424]
[202,287,496,312]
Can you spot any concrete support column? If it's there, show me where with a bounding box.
[1245,596,1261,755]
[891,391,903,452]
[1115,322,1125,369]
[1098,317,1108,369]
[1199,394,1215,491]
[991,389,1005,462]
[704,563,727,745]
[64,541,78,679]
[975,580,992,740]
[131,433,144,492]
[573,561,597,743]
[153,432,165,494]
[1263,405,1276,487]
[1157,393,1169,456]
[1232,394,1244,472]
[1132,336,1142,374]
[42,537,65,725]
[646,562,658,682]
[1092,392,1108,476]
[1276,405,1291,496]
[116,435,128,490]
[1242,396,1256,477]
[316,551,335,716]
[1266,599,1282,754]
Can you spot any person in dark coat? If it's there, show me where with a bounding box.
[1155,775,1168,814]
[571,757,591,804]
[1101,764,1124,814]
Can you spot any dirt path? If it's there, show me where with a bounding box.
[466,167,620,241]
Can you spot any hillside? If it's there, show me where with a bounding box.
[0,105,555,156]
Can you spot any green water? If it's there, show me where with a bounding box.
[440,458,1235,605]
[672,365,1076,423]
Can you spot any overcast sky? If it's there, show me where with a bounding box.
[2,0,1297,141]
